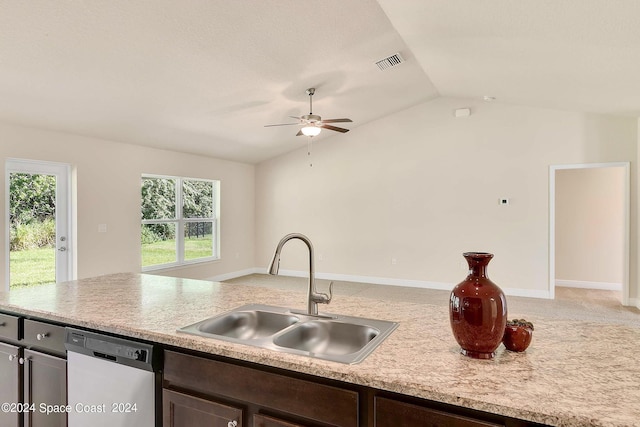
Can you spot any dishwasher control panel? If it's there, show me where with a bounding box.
[64,327,157,371]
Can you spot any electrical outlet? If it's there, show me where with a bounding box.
[391,258,397,265]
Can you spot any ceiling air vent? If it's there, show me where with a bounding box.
[375,53,405,71]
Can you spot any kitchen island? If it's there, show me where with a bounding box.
[0,273,638,426]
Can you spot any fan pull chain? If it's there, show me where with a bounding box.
[307,137,313,167]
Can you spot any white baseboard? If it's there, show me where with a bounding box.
[503,287,551,299]
[207,268,261,282]
[556,279,622,291]
[248,268,551,299]
[627,297,640,309]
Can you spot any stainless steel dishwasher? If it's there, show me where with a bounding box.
[64,327,160,427]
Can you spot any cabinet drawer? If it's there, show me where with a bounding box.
[164,350,359,427]
[254,413,309,427]
[375,396,503,427]
[0,313,20,341]
[23,319,66,356]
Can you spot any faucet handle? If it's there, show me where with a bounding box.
[325,281,334,304]
[312,281,334,306]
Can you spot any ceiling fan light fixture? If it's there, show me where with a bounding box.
[301,125,321,137]
[264,88,352,136]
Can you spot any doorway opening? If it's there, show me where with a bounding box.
[5,159,73,291]
[549,162,629,305]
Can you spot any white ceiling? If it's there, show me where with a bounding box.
[1,1,639,164]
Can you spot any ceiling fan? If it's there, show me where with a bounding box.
[264,88,352,137]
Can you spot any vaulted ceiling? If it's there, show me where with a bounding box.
[1,1,639,164]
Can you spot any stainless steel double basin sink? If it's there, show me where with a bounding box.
[178,304,398,364]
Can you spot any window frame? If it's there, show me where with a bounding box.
[141,174,220,271]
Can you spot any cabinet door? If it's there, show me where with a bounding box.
[163,389,242,427]
[253,413,309,427]
[0,342,22,427]
[375,397,503,427]
[23,349,67,427]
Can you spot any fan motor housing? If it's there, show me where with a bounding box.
[301,114,322,123]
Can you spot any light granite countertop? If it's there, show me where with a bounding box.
[1,273,639,427]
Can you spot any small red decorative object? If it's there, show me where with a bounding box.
[503,320,534,352]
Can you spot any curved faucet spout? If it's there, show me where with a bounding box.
[267,233,332,316]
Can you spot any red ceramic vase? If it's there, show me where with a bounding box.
[449,252,507,359]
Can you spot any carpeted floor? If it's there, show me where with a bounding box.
[222,274,640,327]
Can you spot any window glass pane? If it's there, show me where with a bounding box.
[182,180,213,218]
[141,177,176,220]
[141,223,176,267]
[9,173,57,287]
[184,222,213,260]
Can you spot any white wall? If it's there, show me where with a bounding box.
[555,167,625,287]
[0,121,255,282]
[255,97,638,299]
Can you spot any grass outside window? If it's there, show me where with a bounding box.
[142,235,213,268]
[10,246,55,287]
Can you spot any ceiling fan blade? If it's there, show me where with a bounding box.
[320,124,350,133]
[320,118,352,123]
[289,116,302,120]
[264,123,300,127]
[296,130,303,136]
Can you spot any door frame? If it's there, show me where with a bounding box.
[4,158,74,290]
[549,162,630,305]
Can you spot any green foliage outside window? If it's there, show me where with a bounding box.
[9,173,56,251]
[141,175,218,268]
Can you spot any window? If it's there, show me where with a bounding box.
[141,175,219,270]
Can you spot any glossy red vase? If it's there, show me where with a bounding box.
[449,252,507,359]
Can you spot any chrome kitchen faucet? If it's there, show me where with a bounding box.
[268,233,333,316]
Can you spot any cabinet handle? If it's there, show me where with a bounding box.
[8,354,16,362]
[36,333,49,340]
[19,357,24,365]
[228,421,238,427]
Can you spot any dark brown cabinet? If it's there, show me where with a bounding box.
[23,349,67,427]
[375,396,503,427]
[0,342,22,427]
[0,313,67,427]
[0,313,22,427]
[0,313,21,341]
[163,350,358,427]
[163,388,242,427]
[253,414,308,427]
[164,349,547,427]
[22,319,67,356]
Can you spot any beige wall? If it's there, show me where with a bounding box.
[0,121,255,282]
[555,167,625,286]
[2,98,638,304]
[255,97,638,299]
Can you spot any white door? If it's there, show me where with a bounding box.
[5,159,72,290]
